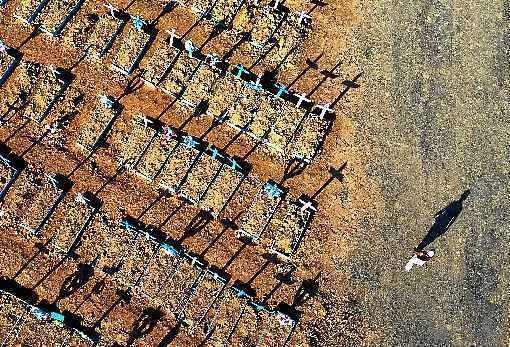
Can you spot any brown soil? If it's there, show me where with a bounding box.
[0,0,366,345]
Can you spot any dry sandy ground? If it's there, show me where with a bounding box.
[348,0,510,345]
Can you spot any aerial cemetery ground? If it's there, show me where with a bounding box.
[0,0,369,345]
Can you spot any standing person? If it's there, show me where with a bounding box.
[404,250,435,272]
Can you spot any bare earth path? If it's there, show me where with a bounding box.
[350,0,510,344]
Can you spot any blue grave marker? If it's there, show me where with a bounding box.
[132,15,145,31]
[208,145,223,161]
[50,311,65,322]
[264,181,283,198]
[184,40,196,58]
[120,216,140,231]
[162,243,180,257]
[246,77,262,91]
[182,135,198,149]
[275,83,289,98]
[249,300,267,313]
[235,64,249,79]
[229,158,242,171]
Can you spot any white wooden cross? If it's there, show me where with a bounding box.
[298,198,317,213]
[104,2,117,18]
[314,103,333,119]
[297,10,311,25]
[0,40,7,54]
[295,92,310,108]
[166,28,178,47]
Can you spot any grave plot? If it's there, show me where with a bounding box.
[141,32,180,87]
[12,239,74,290]
[134,125,180,182]
[182,63,221,107]
[0,292,28,343]
[248,95,278,139]
[0,43,19,86]
[0,144,25,202]
[288,112,331,163]
[115,223,159,287]
[49,191,101,255]
[87,9,127,58]
[112,16,154,75]
[178,147,223,204]
[237,180,286,243]
[14,0,50,24]
[137,240,183,302]
[262,198,313,258]
[227,80,261,132]
[234,5,286,49]
[209,0,243,24]
[173,262,209,322]
[265,98,306,155]
[97,295,165,346]
[62,6,101,51]
[37,0,86,37]
[11,309,72,345]
[76,95,122,153]
[62,330,96,347]
[96,223,139,285]
[159,49,201,97]
[1,60,41,111]
[202,288,250,345]
[264,18,309,69]
[116,115,159,167]
[71,277,121,330]
[225,302,260,346]
[179,267,229,328]
[188,0,214,20]
[5,170,72,237]
[23,66,72,123]
[200,156,248,217]
[207,73,240,118]
[256,308,297,347]
[161,253,206,312]
[157,136,203,194]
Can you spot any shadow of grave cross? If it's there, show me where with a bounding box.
[311,162,347,200]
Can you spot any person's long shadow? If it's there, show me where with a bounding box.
[416,189,471,251]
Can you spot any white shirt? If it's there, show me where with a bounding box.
[404,250,435,272]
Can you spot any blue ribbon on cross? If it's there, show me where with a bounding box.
[51,312,65,322]
[229,158,242,171]
[264,181,283,198]
[132,16,145,30]
[183,135,198,149]
[209,145,222,161]
[275,83,288,98]
[162,243,180,256]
